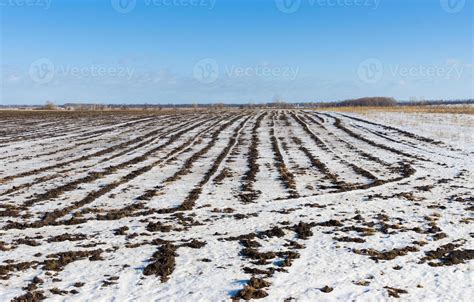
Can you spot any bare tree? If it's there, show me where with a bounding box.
[43,101,57,110]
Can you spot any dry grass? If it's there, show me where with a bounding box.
[314,105,474,115]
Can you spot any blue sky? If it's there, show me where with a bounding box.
[0,0,472,104]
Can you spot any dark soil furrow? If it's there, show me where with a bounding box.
[269,113,299,197]
[240,112,267,203]
[158,116,251,213]
[0,116,200,184]
[4,118,214,229]
[320,113,427,161]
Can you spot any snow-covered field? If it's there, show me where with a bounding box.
[0,110,472,302]
[351,111,474,153]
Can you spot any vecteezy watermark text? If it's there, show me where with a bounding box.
[275,0,380,13]
[224,64,299,80]
[29,58,135,84]
[388,64,464,80]
[193,58,300,84]
[111,0,215,13]
[144,0,215,8]
[0,0,51,9]
[357,58,466,84]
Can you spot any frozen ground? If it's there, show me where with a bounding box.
[0,110,472,302]
[350,111,474,153]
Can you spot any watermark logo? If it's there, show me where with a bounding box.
[440,0,465,13]
[111,0,137,13]
[193,58,219,84]
[357,58,383,84]
[0,0,52,9]
[29,58,55,84]
[275,0,302,13]
[28,58,135,84]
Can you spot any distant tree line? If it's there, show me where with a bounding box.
[1,99,472,110]
[316,97,397,107]
[298,98,473,108]
[399,99,474,106]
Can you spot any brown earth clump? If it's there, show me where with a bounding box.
[259,226,285,238]
[334,236,365,243]
[421,242,473,266]
[240,248,276,261]
[320,286,333,293]
[181,239,206,249]
[353,246,418,261]
[146,221,172,232]
[293,222,315,240]
[43,249,103,271]
[317,220,343,227]
[143,243,177,282]
[47,233,87,242]
[233,285,268,300]
[385,286,408,298]
[248,277,271,289]
[12,290,45,302]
